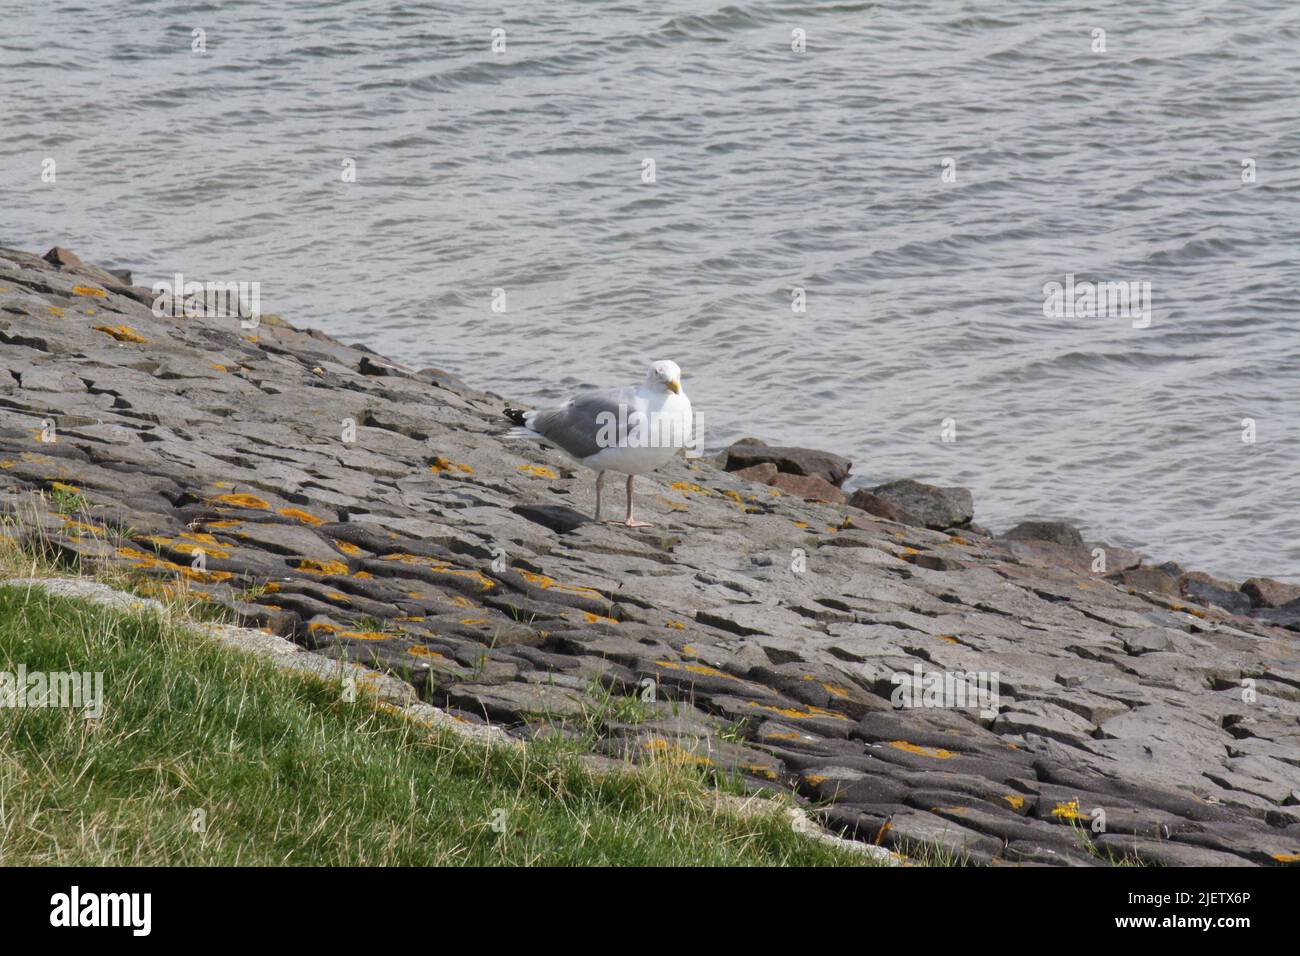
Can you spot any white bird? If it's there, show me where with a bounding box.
[505,361,693,528]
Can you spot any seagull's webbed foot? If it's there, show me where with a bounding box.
[618,474,654,529]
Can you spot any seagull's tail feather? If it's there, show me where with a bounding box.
[503,405,539,440]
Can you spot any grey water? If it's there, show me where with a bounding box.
[3,0,1298,582]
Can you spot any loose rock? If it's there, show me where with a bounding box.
[724,442,852,487]
[871,479,974,530]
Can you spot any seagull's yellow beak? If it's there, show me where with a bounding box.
[667,379,681,395]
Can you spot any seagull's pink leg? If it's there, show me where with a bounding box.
[622,473,653,528]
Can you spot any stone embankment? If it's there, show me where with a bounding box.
[1,246,1297,865]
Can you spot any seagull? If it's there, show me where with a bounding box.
[505,361,693,528]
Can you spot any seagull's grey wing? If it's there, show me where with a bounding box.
[531,385,636,461]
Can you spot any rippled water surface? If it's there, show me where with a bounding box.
[4,1,1298,580]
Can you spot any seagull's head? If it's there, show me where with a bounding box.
[647,360,683,395]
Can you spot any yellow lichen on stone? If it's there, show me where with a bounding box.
[183,568,232,583]
[294,559,349,576]
[764,730,808,741]
[376,550,488,585]
[138,533,230,560]
[752,702,851,721]
[47,306,65,316]
[279,507,325,526]
[459,617,487,626]
[665,620,686,629]
[113,544,232,584]
[60,516,106,538]
[516,463,557,479]
[430,456,474,475]
[889,740,955,759]
[655,495,689,511]
[1050,799,1085,821]
[93,324,147,344]
[212,493,270,509]
[1002,794,1025,811]
[338,630,391,641]
[407,646,443,658]
[517,570,597,596]
[114,544,170,566]
[582,611,618,625]
[430,565,495,590]
[382,552,435,565]
[654,660,739,681]
[72,285,106,297]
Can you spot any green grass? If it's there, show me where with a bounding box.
[0,583,872,866]
[48,485,91,516]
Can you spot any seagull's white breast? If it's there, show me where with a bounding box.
[580,387,692,475]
